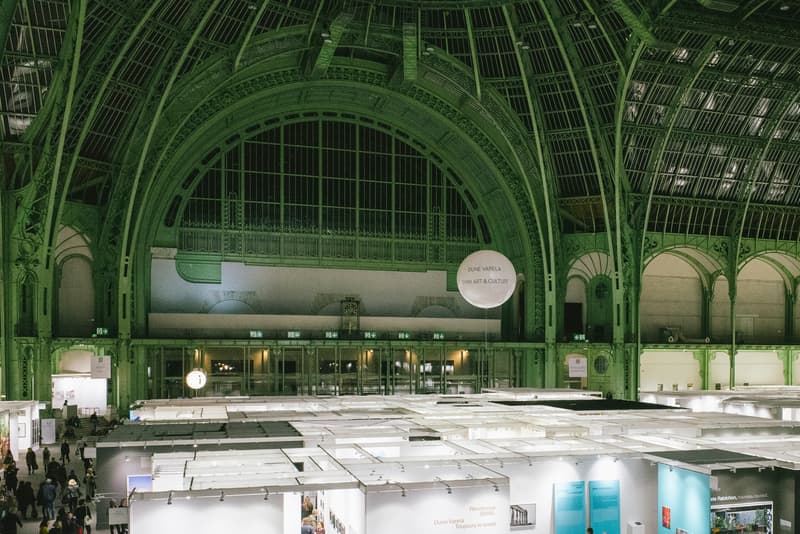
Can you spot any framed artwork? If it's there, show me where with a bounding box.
[661,506,671,528]
[17,422,25,438]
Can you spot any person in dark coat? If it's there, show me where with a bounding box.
[42,446,51,466]
[17,480,36,519]
[75,499,92,534]
[41,478,58,520]
[4,461,19,492]
[57,463,68,490]
[0,509,23,534]
[60,440,70,464]
[26,447,37,474]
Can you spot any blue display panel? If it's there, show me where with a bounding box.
[657,464,710,534]
[589,480,620,534]
[554,481,586,534]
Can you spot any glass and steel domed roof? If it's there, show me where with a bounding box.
[3,0,800,238]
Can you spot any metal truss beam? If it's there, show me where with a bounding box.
[657,5,800,48]
[309,12,352,79]
[233,0,271,72]
[401,22,417,82]
[502,4,560,384]
[114,0,223,337]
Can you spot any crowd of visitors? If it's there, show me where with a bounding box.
[300,495,326,534]
[0,410,125,534]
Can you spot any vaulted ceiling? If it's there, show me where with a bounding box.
[3,0,800,240]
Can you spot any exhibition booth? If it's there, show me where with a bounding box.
[94,392,800,534]
[641,387,800,422]
[0,400,41,458]
[51,373,109,415]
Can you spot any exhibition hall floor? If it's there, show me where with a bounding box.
[14,445,106,534]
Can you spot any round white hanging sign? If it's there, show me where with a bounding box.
[456,250,517,309]
[186,368,208,390]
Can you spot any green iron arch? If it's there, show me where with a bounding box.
[137,80,535,266]
[104,29,553,339]
[158,113,492,268]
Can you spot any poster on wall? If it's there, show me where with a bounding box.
[568,357,588,378]
[589,480,620,534]
[0,412,9,458]
[711,502,773,534]
[90,355,111,379]
[554,481,586,534]
[510,503,536,531]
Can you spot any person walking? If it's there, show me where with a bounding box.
[41,478,58,520]
[75,498,92,534]
[42,446,51,466]
[0,508,23,534]
[64,479,80,513]
[60,440,70,464]
[26,447,37,474]
[5,461,19,492]
[17,480,36,519]
[83,467,96,499]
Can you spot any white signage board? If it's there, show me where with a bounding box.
[456,250,517,309]
[41,419,56,444]
[90,355,111,379]
[108,507,129,525]
[567,356,588,378]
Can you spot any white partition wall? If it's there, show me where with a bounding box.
[735,351,785,386]
[52,374,107,413]
[640,351,702,392]
[130,493,285,534]
[366,483,509,534]
[494,457,657,534]
[794,353,800,385]
[319,488,365,534]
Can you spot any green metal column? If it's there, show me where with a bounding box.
[785,288,796,342]
[0,190,11,400]
[701,286,713,341]
[729,291,737,390]
[692,349,710,390]
[34,340,53,403]
[779,349,791,386]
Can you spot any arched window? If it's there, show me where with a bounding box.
[173,117,489,266]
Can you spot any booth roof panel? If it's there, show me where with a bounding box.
[649,448,770,466]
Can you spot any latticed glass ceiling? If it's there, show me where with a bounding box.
[3,0,800,239]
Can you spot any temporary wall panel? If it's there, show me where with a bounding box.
[129,493,284,534]
[657,464,710,534]
[640,255,703,342]
[735,351,784,386]
[640,351,702,392]
[708,352,731,389]
[365,484,509,534]
[494,457,657,534]
[151,259,488,318]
